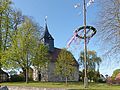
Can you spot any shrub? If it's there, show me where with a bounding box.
[10,75,24,82]
[98,78,106,83]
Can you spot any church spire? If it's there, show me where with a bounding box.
[45,16,47,25]
[44,16,48,35]
[44,16,54,40]
[43,16,54,52]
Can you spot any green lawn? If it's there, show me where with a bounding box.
[1,82,120,90]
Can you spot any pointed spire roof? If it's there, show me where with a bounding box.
[43,21,54,40]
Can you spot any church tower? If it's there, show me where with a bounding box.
[43,20,54,52]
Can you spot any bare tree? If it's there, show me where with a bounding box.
[97,0,120,56]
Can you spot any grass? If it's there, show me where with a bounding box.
[1,82,120,90]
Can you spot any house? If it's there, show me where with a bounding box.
[115,73,120,80]
[0,69,9,82]
[33,22,79,82]
[106,73,120,85]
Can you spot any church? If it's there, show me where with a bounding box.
[33,22,79,82]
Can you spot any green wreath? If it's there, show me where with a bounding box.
[75,26,96,39]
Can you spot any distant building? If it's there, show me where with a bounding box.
[33,23,79,82]
[100,74,106,82]
[106,73,120,85]
[115,73,120,80]
[0,69,9,82]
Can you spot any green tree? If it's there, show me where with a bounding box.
[0,0,48,83]
[112,69,120,80]
[79,50,102,82]
[32,43,49,76]
[55,48,76,85]
[0,0,13,68]
[79,50,102,71]
[1,17,40,83]
[0,0,23,68]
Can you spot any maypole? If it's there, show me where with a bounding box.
[67,0,96,88]
[83,0,88,88]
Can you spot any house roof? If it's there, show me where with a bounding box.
[49,48,61,62]
[0,69,9,76]
[49,48,79,66]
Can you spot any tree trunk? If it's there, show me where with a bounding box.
[26,67,28,83]
[26,53,29,83]
[65,77,68,86]
[22,67,29,83]
[22,68,26,82]
[0,13,2,68]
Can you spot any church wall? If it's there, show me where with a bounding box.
[47,62,58,81]
[72,66,79,81]
[33,67,39,81]
[47,62,79,82]
[33,61,79,82]
[33,66,49,81]
[40,66,48,81]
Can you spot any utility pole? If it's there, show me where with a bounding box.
[83,0,88,88]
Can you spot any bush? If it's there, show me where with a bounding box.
[10,75,24,82]
[98,78,106,83]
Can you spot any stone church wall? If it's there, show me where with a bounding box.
[47,62,79,82]
[33,62,79,82]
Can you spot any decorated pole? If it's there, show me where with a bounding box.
[83,0,88,88]
[67,0,96,88]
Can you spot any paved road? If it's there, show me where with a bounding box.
[0,86,66,90]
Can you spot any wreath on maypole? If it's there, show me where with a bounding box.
[75,26,96,39]
[66,25,96,48]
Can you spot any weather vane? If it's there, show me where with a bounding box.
[45,16,48,24]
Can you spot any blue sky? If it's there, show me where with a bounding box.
[12,0,118,76]
[12,0,99,48]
